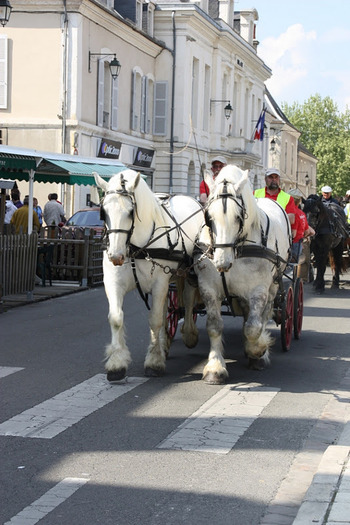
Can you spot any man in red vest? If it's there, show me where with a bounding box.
[254,168,296,225]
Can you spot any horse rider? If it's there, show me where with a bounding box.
[200,156,227,204]
[254,168,297,225]
[344,190,350,226]
[321,185,341,205]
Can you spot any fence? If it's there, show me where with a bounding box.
[0,229,104,303]
[0,232,38,297]
[37,227,104,286]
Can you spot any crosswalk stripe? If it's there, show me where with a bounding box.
[4,477,89,525]
[0,366,24,379]
[0,375,148,439]
[157,383,280,454]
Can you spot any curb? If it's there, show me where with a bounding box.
[292,422,350,525]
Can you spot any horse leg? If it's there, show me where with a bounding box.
[144,278,169,377]
[103,267,132,382]
[180,278,199,349]
[201,292,227,385]
[243,288,273,370]
[331,241,344,289]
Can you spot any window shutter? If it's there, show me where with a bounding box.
[130,71,136,130]
[0,35,8,109]
[153,81,168,136]
[140,76,146,133]
[97,59,104,127]
[111,77,119,130]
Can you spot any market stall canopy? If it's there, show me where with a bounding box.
[0,145,128,185]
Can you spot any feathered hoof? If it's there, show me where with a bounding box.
[107,368,126,382]
[203,371,227,385]
[144,366,164,377]
[248,358,264,371]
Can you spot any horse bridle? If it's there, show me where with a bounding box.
[100,177,137,247]
[205,179,247,250]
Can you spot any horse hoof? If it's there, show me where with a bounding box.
[144,367,164,377]
[107,369,126,382]
[248,358,263,371]
[203,371,227,385]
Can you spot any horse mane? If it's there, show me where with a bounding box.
[108,170,166,225]
[214,165,260,234]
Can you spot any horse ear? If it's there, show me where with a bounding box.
[93,172,108,192]
[204,169,215,193]
[134,172,141,188]
[235,169,250,194]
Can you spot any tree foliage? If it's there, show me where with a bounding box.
[282,94,350,197]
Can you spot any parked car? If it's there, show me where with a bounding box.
[60,207,104,238]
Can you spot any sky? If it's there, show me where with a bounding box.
[240,0,350,112]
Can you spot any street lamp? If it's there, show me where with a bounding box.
[88,52,121,80]
[210,99,233,120]
[0,0,12,27]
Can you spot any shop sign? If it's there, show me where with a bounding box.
[98,139,121,159]
[133,147,154,167]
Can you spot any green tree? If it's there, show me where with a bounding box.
[282,94,350,197]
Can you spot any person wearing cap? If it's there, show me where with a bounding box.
[288,188,315,263]
[321,185,340,205]
[254,168,296,225]
[200,156,227,204]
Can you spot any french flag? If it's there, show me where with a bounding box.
[254,108,266,141]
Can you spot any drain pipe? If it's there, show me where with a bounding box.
[61,0,68,206]
[169,11,176,194]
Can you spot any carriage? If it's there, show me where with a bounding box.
[166,256,304,353]
[94,165,305,385]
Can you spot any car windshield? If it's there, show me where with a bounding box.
[66,210,103,227]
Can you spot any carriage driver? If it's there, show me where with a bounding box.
[254,168,297,225]
[200,156,227,204]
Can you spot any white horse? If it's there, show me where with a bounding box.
[194,165,291,384]
[94,169,204,381]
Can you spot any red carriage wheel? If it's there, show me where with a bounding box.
[293,278,304,339]
[167,288,179,340]
[281,285,294,352]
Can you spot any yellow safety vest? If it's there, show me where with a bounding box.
[254,188,290,210]
[345,203,350,224]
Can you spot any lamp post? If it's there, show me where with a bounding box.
[88,52,121,80]
[210,99,233,120]
[0,0,12,27]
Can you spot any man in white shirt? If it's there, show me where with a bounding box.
[43,193,66,226]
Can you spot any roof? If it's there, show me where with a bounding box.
[0,145,128,186]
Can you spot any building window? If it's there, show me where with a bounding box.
[97,59,119,130]
[136,0,142,29]
[0,35,8,110]
[203,65,210,132]
[153,81,168,136]
[191,58,199,128]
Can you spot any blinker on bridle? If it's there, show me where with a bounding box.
[100,173,138,245]
[205,178,247,249]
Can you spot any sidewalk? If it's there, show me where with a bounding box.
[293,423,350,525]
[0,280,88,312]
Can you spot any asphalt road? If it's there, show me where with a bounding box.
[0,269,349,525]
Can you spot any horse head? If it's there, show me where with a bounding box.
[204,165,256,272]
[94,170,142,266]
[304,195,327,232]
